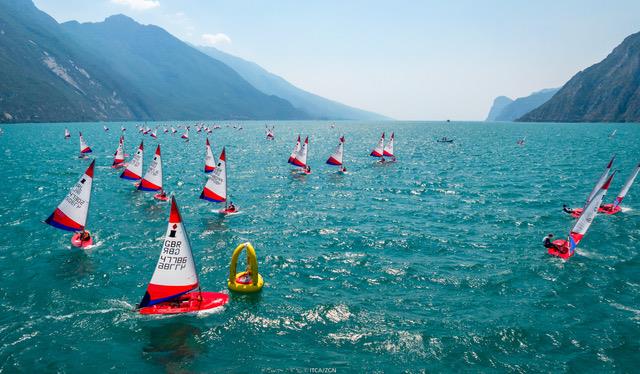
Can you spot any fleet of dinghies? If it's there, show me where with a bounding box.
[45,123,638,315]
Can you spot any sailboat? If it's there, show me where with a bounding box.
[200,147,238,214]
[78,132,92,158]
[370,132,384,158]
[137,197,229,315]
[549,172,615,259]
[326,136,346,173]
[568,156,615,218]
[150,129,158,139]
[266,125,275,140]
[121,126,126,132]
[137,145,167,201]
[204,138,215,173]
[383,132,395,161]
[171,126,177,134]
[516,137,526,145]
[112,135,126,168]
[64,128,70,139]
[120,141,144,181]
[609,129,617,138]
[181,128,189,141]
[103,125,109,132]
[292,137,310,174]
[45,160,95,248]
[288,135,301,164]
[574,161,640,216]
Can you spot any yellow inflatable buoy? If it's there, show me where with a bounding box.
[228,242,264,293]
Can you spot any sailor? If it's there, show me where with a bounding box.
[562,204,574,214]
[543,233,565,253]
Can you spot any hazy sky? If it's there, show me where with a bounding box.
[33,0,640,120]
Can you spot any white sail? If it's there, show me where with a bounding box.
[140,197,199,307]
[370,133,384,157]
[113,136,125,165]
[79,132,91,153]
[204,138,215,172]
[326,136,344,166]
[585,156,614,205]
[45,161,95,231]
[383,132,394,157]
[569,172,615,251]
[120,142,144,180]
[288,136,301,164]
[293,137,308,167]
[138,145,163,191]
[200,147,227,202]
[614,162,640,207]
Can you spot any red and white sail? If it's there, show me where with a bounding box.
[326,136,344,166]
[120,141,144,180]
[138,197,199,308]
[113,136,125,166]
[292,137,309,168]
[151,129,158,139]
[200,147,227,202]
[204,138,215,173]
[568,172,615,254]
[288,135,301,164]
[79,132,92,154]
[584,156,614,205]
[64,128,70,138]
[171,126,177,134]
[613,162,640,208]
[370,132,384,157]
[45,160,94,232]
[383,132,394,157]
[181,128,189,139]
[138,145,163,191]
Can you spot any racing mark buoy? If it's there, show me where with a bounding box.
[228,242,264,293]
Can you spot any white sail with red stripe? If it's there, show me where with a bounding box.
[181,128,189,139]
[79,132,92,154]
[370,132,384,157]
[584,156,614,205]
[120,141,144,180]
[113,136,125,166]
[151,129,158,139]
[613,162,640,208]
[326,136,344,166]
[45,160,95,232]
[200,147,227,202]
[292,137,309,168]
[568,172,615,254]
[288,135,301,164]
[204,138,215,173]
[138,145,163,191]
[383,132,394,157]
[138,197,199,308]
[64,128,70,139]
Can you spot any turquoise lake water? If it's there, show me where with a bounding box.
[0,121,638,372]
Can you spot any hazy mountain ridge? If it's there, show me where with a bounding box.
[198,46,389,120]
[486,88,559,121]
[519,31,640,122]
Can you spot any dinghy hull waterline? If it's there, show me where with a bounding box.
[139,291,228,315]
[71,232,93,248]
[548,240,572,259]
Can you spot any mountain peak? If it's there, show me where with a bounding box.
[104,14,138,25]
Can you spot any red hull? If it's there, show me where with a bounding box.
[139,291,229,315]
[570,203,621,218]
[154,193,169,201]
[71,233,93,248]
[547,239,573,259]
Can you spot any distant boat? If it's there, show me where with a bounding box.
[383,132,395,159]
[137,145,166,201]
[181,128,189,140]
[171,126,177,134]
[200,147,238,214]
[437,137,454,143]
[79,132,92,157]
[265,125,274,140]
[45,160,95,248]
[204,138,215,173]
[150,129,158,139]
[370,132,385,158]
[288,135,301,164]
[103,125,109,132]
[112,135,126,168]
[549,172,615,259]
[121,126,126,132]
[120,141,144,181]
[137,196,229,315]
[573,161,639,216]
[292,136,310,174]
[609,129,617,138]
[64,128,70,139]
[516,137,526,145]
[326,135,346,173]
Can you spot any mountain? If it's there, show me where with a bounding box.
[485,96,513,121]
[487,88,559,121]
[520,32,640,122]
[0,0,136,122]
[0,0,304,122]
[62,15,304,121]
[198,46,388,120]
